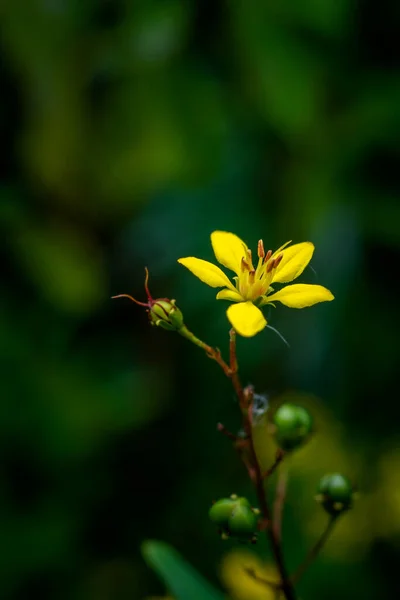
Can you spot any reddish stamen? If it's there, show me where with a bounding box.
[257,239,265,258]
[249,270,255,284]
[241,257,251,271]
[274,254,283,269]
[264,249,272,264]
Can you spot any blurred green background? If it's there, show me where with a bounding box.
[1,1,399,599]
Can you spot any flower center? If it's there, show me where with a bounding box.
[237,240,283,301]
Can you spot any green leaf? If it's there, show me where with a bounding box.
[142,540,225,600]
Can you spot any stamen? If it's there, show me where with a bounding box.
[266,259,274,273]
[273,254,283,269]
[249,270,255,284]
[241,257,251,272]
[264,249,272,264]
[257,239,265,258]
[246,249,254,270]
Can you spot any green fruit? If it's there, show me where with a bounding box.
[316,473,353,515]
[228,504,258,539]
[273,404,312,451]
[209,495,258,541]
[209,498,238,526]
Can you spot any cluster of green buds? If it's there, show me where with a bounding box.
[272,403,313,451]
[112,268,184,332]
[316,473,354,516]
[209,494,260,543]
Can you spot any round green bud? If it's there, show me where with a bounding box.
[149,299,184,331]
[209,498,238,527]
[209,496,257,540]
[316,473,353,515]
[227,504,258,539]
[273,403,312,451]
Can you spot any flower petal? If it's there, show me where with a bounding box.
[226,301,267,337]
[216,289,243,302]
[211,231,248,275]
[271,242,314,283]
[178,257,235,289]
[272,240,292,255]
[265,284,334,308]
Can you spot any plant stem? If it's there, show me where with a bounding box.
[228,334,297,600]
[263,449,285,479]
[179,325,232,376]
[290,515,338,585]
[186,326,297,599]
[228,329,245,405]
[272,466,289,545]
[246,414,296,600]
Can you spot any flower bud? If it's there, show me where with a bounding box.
[112,268,185,333]
[209,495,259,542]
[209,497,239,527]
[316,473,353,515]
[227,503,258,540]
[273,403,312,451]
[149,299,184,331]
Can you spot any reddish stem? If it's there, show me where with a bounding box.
[290,515,338,585]
[227,334,297,600]
[272,466,289,545]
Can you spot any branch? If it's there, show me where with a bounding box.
[272,466,289,545]
[262,449,285,479]
[228,335,297,600]
[290,515,339,585]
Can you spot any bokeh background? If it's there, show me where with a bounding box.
[1,1,399,599]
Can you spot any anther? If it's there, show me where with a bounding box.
[273,254,283,269]
[246,249,254,270]
[241,257,251,272]
[249,270,255,284]
[264,249,272,263]
[266,259,274,273]
[257,240,265,258]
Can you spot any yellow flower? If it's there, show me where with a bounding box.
[178,231,334,337]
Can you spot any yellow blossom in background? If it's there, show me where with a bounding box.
[220,549,281,600]
[178,231,334,336]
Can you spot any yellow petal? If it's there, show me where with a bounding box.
[211,231,248,275]
[272,240,292,256]
[265,284,334,308]
[178,257,235,289]
[216,289,243,302]
[272,242,314,283]
[226,301,267,337]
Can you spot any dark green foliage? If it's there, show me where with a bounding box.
[0,1,398,599]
